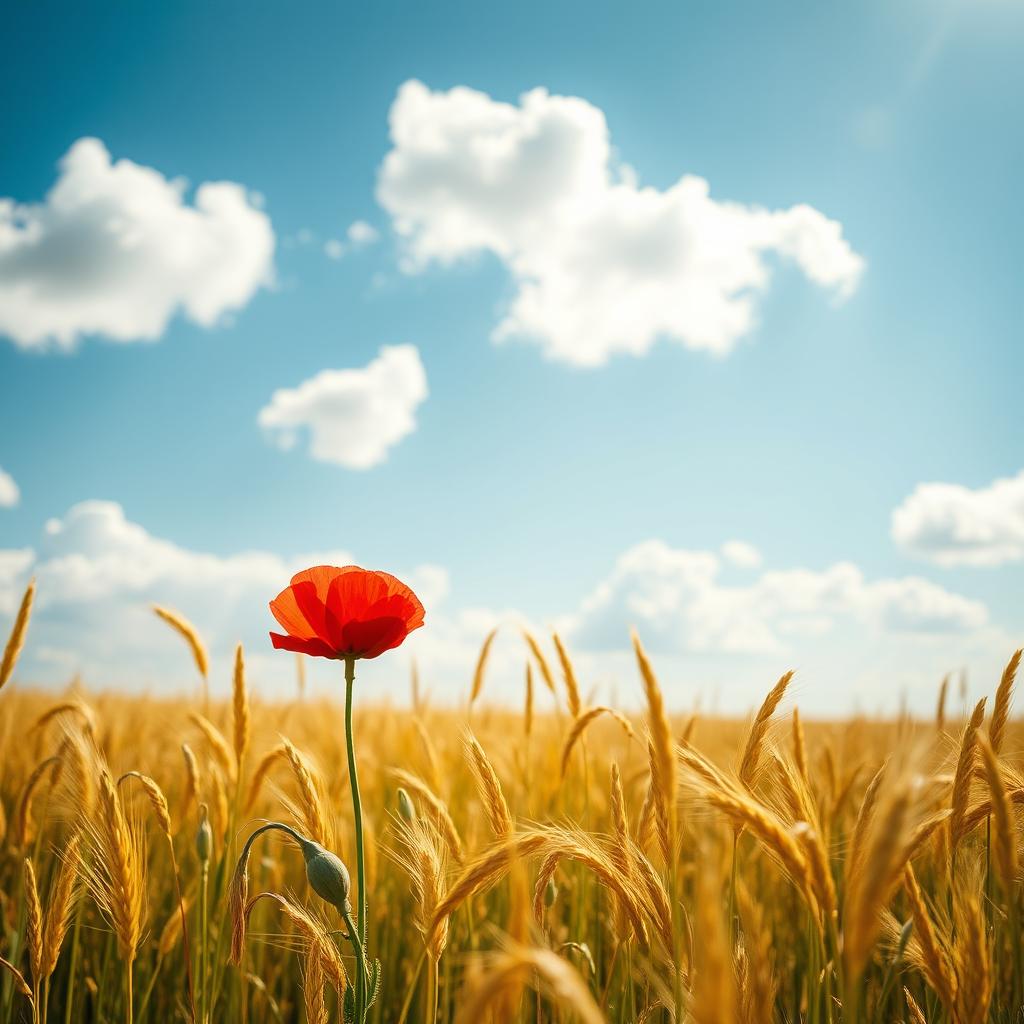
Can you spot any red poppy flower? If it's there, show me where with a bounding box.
[269,565,424,660]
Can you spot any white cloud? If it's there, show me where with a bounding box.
[258,344,428,469]
[892,470,1024,567]
[378,80,864,367]
[721,539,762,569]
[0,466,19,508]
[0,500,365,690]
[0,138,274,349]
[347,220,379,246]
[0,499,523,702]
[322,222,379,261]
[567,539,987,656]
[0,507,1011,713]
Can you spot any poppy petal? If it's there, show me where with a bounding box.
[270,565,424,661]
[269,588,316,640]
[372,571,425,627]
[269,632,339,659]
[290,580,333,647]
[290,565,362,601]
[329,567,387,622]
[340,617,410,659]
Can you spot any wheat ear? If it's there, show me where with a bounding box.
[0,578,34,691]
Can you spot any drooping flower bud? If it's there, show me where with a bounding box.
[227,820,354,969]
[298,837,352,914]
[196,803,213,864]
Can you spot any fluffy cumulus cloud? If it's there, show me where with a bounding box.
[0,138,274,349]
[0,500,343,686]
[378,81,864,367]
[567,539,988,655]
[892,470,1024,567]
[0,499,517,701]
[258,344,428,469]
[0,466,19,508]
[0,508,1011,712]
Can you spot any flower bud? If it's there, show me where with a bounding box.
[196,803,213,864]
[299,837,352,914]
[397,787,416,824]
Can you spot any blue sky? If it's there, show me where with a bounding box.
[0,0,1021,711]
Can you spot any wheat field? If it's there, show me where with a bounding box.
[1,580,1022,1023]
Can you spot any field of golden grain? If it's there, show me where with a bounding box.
[1,578,1022,1023]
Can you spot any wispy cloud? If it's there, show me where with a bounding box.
[323,220,380,261]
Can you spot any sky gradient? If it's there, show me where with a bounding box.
[1,0,1021,713]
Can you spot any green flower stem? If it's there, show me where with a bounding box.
[342,907,369,1024]
[344,655,369,1021]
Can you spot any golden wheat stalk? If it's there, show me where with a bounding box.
[454,943,605,1024]
[180,742,202,818]
[842,781,911,982]
[0,956,33,1004]
[559,706,634,779]
[243,742,287,810]
[633,631,676,864]
[40,831,82,980]
[23,858,43,984]
[152,604,209,679]
[791,822,836,923]
[389,814,451,962]
[521,629,556,694]
[466,732,513,838]
[738,671,795,788]
[302,949,329,1024]
[469,627,498,705]
[902,864,956,1009]
[976,731,1018,888]
[0,578,35,691]
[32,699,96,736]
[552,632,582,718]
[244,891,348,994]
[690,841,737,1024]
[118,771,172,837]
[936,674,949,733]
[281,736,332,847]
[15,755,61,849]
[736,881,776,1023]
[904,987,928,1024]
[83,769,144,962]
[524,663,534,738]
[158,893,192,957]
[233,642,250,768]
[989,648,1021,756]
[428,833,548,944]
[791,707,809,784]
[950,698,986,853]
[953,884,992,1024]
[189,712,237,783]
[389,768,463,862]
